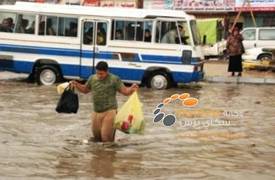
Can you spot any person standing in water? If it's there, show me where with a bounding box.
[226,27,244,77]
[70,61,138,142]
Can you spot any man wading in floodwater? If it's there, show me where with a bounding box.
[70,61,138,142]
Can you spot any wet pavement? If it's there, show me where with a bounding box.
[204,60,275,78]
[0,72,275,180]
[204,60,275,84]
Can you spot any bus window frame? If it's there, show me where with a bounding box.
[111,18,154,42]
[189,20,199,46]
[96,21,108,46]
[154,17,192,46]
[80,17,110,46]
[37,14,79,38]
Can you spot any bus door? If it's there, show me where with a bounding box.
[80,19,108,79]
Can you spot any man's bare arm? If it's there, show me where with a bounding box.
[119,83,138,96]
[70,80,91,94]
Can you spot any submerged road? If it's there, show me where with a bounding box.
[0,72,275,180]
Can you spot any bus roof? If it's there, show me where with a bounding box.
[0,2,194,20]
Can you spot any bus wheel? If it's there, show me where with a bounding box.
[148,73,170,90]
[37,65,60,85]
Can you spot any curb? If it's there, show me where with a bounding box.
[204,76,275,85]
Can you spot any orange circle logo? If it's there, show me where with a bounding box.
[153,93,199,127]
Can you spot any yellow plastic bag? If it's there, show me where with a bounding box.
[114,92,144,134]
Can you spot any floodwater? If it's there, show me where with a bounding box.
[0,74,275,180]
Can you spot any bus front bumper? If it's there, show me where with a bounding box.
[192,71,204,81]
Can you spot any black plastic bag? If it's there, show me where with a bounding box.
[56,87,79,113]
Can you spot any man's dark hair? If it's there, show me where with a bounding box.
[95,61,108,71]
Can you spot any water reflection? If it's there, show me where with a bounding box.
[56,140,144,179]
[90,148,116,178]
[56,146,117,178]
[223,85,241,102]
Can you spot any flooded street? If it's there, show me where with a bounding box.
[0,75,275,180]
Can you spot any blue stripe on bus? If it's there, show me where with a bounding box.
[0,43,190,63]
[81,52,115,59]
[0,43,80,57]
[0,59,202,83]
[141,55,181,62]
[0,43,115,59]
[0,59,33,73]
[109,67,144,81]
[172,71,202,83]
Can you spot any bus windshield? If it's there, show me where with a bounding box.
[190,20,201,46]
[177,21,191,45]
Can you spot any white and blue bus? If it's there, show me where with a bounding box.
[0,2,204,89]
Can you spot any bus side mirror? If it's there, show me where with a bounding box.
[182,50,192,64]
[203,35,207,45]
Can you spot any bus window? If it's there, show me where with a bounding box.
[135,21,143,41]
[83,21,94,45]
[178,21,191,45]
[0,12,16,33]
[113,20,125,40]
[190,20,200,45]
[96,22,107,46]
[121,52,139,62]
[59,17,78,37]
[46,16,57,36]
[39,16,78,37]
[159,21,178,44]
[112,20,152,42]
[39,15,57,36]
[125,21,135,40]
[155,21,161,43]
[15,14,35,34]
[156,21,190,45]
[143,21,152,42]
[38,16,45,35]
[114,29,123,40]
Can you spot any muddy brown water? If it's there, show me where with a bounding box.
[0,76,275,180]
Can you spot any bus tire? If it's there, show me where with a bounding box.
[27,73,35,83]
[147,72,171,90]
[36,65,60,85]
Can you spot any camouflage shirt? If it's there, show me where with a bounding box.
[85,73,124,113]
